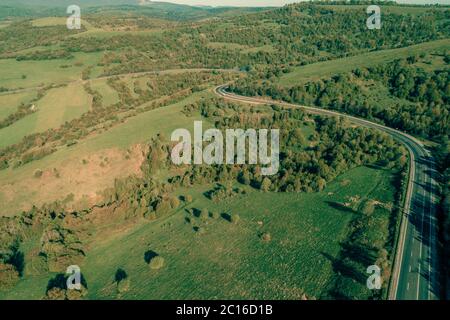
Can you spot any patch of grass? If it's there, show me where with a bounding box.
[0,82,91,149]
[0,90,37,121]
[90,79,120,106]
[0,52,103,90]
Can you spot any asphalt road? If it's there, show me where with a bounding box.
[214,85,440,300]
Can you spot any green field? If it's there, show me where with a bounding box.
[278,39,450,86]
[0,82,91,149]
[0,90,37,121]
[90,79,120,106]
[0,90,210,216]
[0,52,103,90]
[0,165,397,299]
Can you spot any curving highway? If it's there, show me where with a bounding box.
[214,85,440,300]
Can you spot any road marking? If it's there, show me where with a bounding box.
[409,265,412,272]
[416,168,426,300]
[407,282,410,290]
[427,162,433,300]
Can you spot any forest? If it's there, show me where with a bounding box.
[0,98,406,299]
[229,54,450,140]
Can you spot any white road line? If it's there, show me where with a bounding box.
[407,282,410,290]
[427,162,433,299]
[416,167,426,300]
[409,265,412,272]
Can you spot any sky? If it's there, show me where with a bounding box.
[152,0,450,7]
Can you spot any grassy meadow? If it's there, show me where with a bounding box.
[0,82,91,149]
[0,165,397,300]
[278,39,450,86]
[0,90,37,121]
[0,52,103,90]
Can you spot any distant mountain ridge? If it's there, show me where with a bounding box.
[1,0,140,6]
[0,1,269,21]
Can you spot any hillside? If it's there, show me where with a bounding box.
[0,1,448,301]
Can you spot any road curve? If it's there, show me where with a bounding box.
[214,85,440,300]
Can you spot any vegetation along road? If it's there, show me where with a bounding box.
[215,84,440,300]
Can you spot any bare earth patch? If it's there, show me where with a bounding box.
[0,144,146,216]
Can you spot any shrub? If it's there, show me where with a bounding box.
[43,272,88,300]
[34,169,43,178]
[194,226,205,234]
[115,268,127,283]
[261,233,272,242]
[66,286,88,300]
[362,200,375,216]
[200,208,209,221]
[230,214,240,224]
[44,287,66,300]
[184,195,193,203]
[149,256,165,270]
[169,196,180,209]
[260,177,271,192]
[117,278,130,293]
[209,211,219,219]
[0,263,20,289]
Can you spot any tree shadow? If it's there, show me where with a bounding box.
[325,201,355,214]
[47,274,67,291]
[321,251,366,284]
[47,272,88,291]
[114,268,128,283]
[9,250,25,277]
[144,250,159,264]
[340,242,377,267]
[221,212,232,222]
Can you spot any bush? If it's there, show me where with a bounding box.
[230,214,240,224]
[115,268,127,283]
[184,195,193,203]
[261,233,272,242]
[200,208,209,221]
[149,256,165,270]
[117,278,130,293]
[194,226,205,234]
[44,287,66,300]
[0,263,20,289]
[66,286,88,300]
[169,196,180,209]
[34,169,43,178]
[209,211,219,219]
